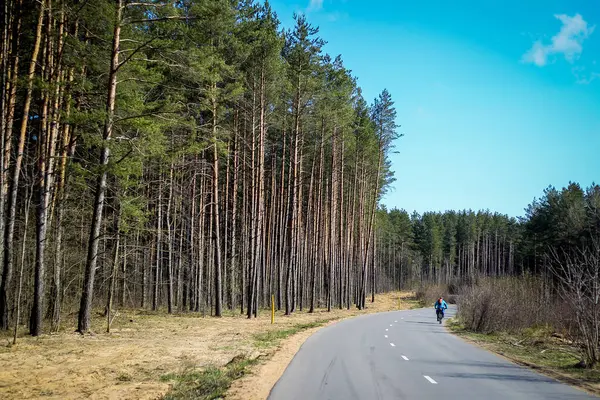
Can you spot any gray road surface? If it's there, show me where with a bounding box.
[268,306,597,400]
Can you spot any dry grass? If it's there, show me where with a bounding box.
[448,319,600,396]
[0,292,416,400]
[457,277,558,334]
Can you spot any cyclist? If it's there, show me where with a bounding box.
[434,296,448,320]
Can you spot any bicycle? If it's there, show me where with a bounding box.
[436,309,444,324]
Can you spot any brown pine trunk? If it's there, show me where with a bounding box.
[212,94,223,317]
[360,146,382,309]
[196,170,206,313]
[32,3,64,335]
[12,181,33,344]
[166,163,174,314]
[188,164,197,311]
[308,127,323,313]
[277,132,287,310]
[106,209,120,333]
[338,138,345,309]
[153,177,163,311]
[176,195,184,309]
[230,127,238,310]
[0,0,44,330]
[328,127,338,312]
[1,0,23,280]
[77,0,122,333]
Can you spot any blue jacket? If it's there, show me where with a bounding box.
[434,300,448,310]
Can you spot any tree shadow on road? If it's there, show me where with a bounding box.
[440,371,555,383]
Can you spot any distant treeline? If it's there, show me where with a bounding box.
[375,182,600,289]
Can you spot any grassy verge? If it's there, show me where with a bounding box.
[161,293,418,399]
[253,319,335,348]
[0,291,416,399]
[447,319,600,395]
[161,357,260,400]
[162,319,345,399]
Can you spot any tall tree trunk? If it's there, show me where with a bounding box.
[77,0,122,333]
[1,0,23,285]
[188,165,196,311]
[166,163,174,313]
[153,177,163,311]
[176,196,184,310]
[230,118,239,310]
[0,0,44,330]
[254,70,267,317]
[360,147,382,309]
[277,132,287,310]
[106,208,120,333]
[212,94,223,317]
[12,181,33,343]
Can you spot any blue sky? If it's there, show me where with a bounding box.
[268,0,600,218]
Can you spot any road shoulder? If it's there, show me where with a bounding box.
[445,319,600,397]
[227,295,419,400]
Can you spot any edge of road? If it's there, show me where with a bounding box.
[226,308,421,400]
[265,308,422,399]
[443,318,600,398]
[232,306,599,399]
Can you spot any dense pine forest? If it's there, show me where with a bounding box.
[377,182,600,291]
[0,0,401,336]
[0,0,598,342]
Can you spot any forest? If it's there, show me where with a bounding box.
[376,182,600,291]
[0,0,401,337]
[1,0,598,349]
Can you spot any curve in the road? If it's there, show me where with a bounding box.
[268,306,598,400]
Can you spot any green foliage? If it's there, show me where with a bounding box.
[3,0,401,334]
[253,320,332,348]
[376,182,600,296]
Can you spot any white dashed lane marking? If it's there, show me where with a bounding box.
[424,376,437,384]
[390,343,396,347]
[384,335,388,338]
[401,355,409,361]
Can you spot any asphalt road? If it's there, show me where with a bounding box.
[268,306,597,400]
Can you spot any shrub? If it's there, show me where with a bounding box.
[415,283,449,307]
[456,276,559,334]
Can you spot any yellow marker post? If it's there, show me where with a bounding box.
[271,295,275,324]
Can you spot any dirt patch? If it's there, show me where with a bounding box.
[0,292,416,400]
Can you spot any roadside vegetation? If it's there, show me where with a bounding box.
[410,183,600,394]
[0,292,415,399]
[415,274,600,395]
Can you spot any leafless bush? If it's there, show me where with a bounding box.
[457,276,556,334]
[415,282,463,306]
[549,240,600,368]
[415,284,449,306]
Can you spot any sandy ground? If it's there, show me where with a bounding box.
[0,292,415,399]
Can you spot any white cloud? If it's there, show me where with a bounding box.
[522,14,595,67]
[308,0,323,11]
[573,66,600,84]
